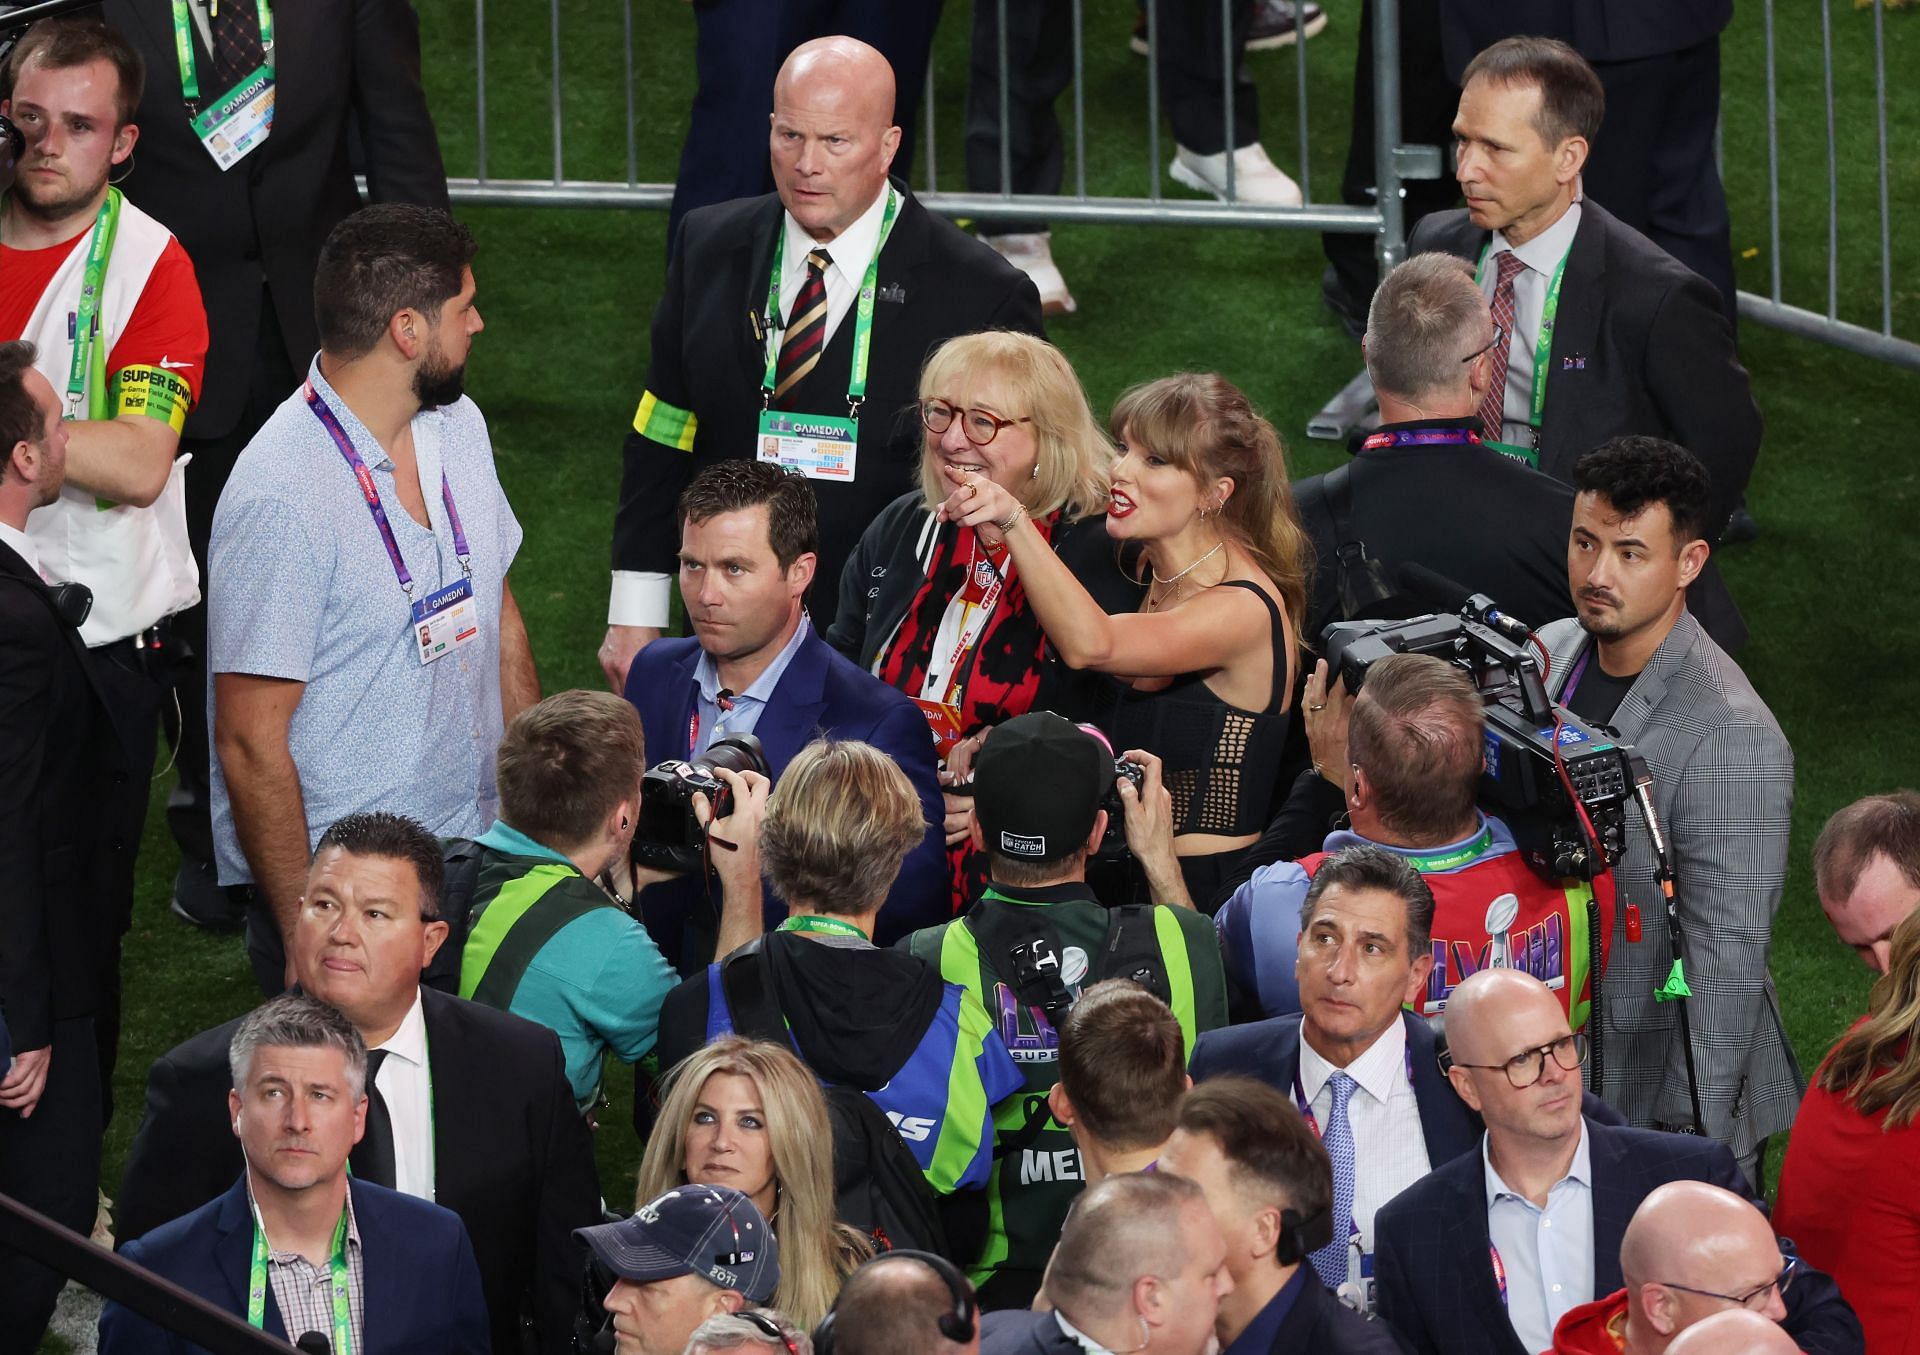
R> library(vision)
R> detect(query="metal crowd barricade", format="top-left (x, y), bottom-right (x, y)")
top-left (442, 0), bottom-right (1915, 372)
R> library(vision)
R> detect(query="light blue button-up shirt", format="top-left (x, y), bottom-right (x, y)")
top-left (689, 613), bottom-right (811, 753)
top-left (1485, 1119), bottom-right (1595, 1355)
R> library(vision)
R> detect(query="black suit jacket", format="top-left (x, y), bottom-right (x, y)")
top-left (0, 542), bottom-right (124, 1051)
top-left (979, 1309), bottom-right (1084, 1355)
top-left (1437, 1), bottom-right (1732, 72)
top-left (1406, 201), bottom-right (1761, 545)
top-left (1269, 1270), bottom-right (1410, 1354)
top-left (612, 182), bottom-right (1045, 629)
top-left (1373, 1117), bottom-right (1865, 1355)
top-left (104, 0), bottom-right (449, 439)
top-left (1190, 1012), bottom-right (1485, 1169)
top-left (117, 987), bottom-right (600, 1355)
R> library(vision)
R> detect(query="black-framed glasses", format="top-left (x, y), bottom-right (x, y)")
top-left (919, 398), bottom-right (1033, 447)
top-left (1461, 322), bottom-right (1506, 365)
top-left (1454, 1031), bottom-right (1588, 1089)
top-left (1658, 1255), bottom-right (1799, 1311)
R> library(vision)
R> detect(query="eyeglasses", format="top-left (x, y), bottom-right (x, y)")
top-left (1454, 1031), bottom-right (1588, 1089)
top-left (1461, 322), bottom-right (1506, 365)
top-left (919, 398), bottom-right (1033, 447)
top-left (1658, 1255), bottom-right (1799, 1311)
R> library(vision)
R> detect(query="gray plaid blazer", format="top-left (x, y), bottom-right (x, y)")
top-left (1539, 609), bottom-right (1802, 1158)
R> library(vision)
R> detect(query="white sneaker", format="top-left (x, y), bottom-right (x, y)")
top-left (1170, 142), bottom-right (1304, 207)
top-left (985, 231), bottom-right (1078, 315)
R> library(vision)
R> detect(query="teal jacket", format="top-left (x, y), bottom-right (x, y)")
top-left (460, 823), bottom-right (677, 1108)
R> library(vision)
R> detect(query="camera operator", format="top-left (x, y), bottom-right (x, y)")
top-left (623, 459), bottom-right (946, 972)
top-left (903, 711), bottom-right (1227, 1309)
top-left (1217, 651), bottom-right (1608, 1038)
top-left (1539, 436), bottom-right (1794, 1184)
top-left (455, 690), bottom-right (680, 1113)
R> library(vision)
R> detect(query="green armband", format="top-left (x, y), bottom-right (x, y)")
top-left (633, 392), bottom-right (697, 452)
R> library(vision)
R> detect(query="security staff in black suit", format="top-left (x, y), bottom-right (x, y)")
top-left (1436, 2), bottom-right (1737, 318)
top-left (117, 812), bottom-right (600, 1355)
top-left (1407, 38), bottom-right (1761, 544)
top-left (0, 342), bottom-right (128, 1347)
top-left (600, 35), bottom-right (1044, 690)
top-left (1294, 252), bottom-right (1745, 650)
top-left (101, 0), bottom-right (449, 928)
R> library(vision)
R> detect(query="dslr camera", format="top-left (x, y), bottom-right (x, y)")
top-left (630, 734), bottom-right (769, 874)
top-left (1076, 722), bottom-right (1145, 861)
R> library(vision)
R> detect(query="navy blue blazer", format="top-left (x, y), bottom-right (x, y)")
top-left (1372, 1118), bottom-right (1864, 1355)
top-left (1191, 1012), bottom-right (1485, 1169)
top-left (99, 1174), bottom-right (489, 1355)
top-left (979, 1308), bottom-right (1083, 1355)
top-left (623, 625), bottom-right (948, 967)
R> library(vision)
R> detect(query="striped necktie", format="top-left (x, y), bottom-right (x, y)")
top-left (1478, 250), bottom-right (1529, 442)
top-left (774, 248), bottom-right (832, 406)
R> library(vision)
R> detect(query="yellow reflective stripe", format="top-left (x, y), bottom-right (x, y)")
top-left (1152, 907), bottom-right (1198, 1057)
top-left (112, 364), bottom-right (192, 435)
top-left (632, 391), bottom-right (698, 452)
top-left (1563, 879), bottom-right (1597, 1032)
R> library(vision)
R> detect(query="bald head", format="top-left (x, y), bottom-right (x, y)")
top-left (1445, 968), bottom-right (1561, 1065)
top-left (1665, 1309), bottom-right (1801, 1355)
top-left (1623, 1183), bottom-right (1788, 1351)
top-left (769, 38), bottom-right (901, 243)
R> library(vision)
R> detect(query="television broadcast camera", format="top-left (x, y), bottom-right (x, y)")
top-left (1322, 578), bottom-right (1634, 881)
top-left (631, 733), bottom-right (769, 874)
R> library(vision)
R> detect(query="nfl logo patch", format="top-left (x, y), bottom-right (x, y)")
top-left (974, 558), bottom-right (999, 589)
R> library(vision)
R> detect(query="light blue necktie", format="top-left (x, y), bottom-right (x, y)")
top-left (1310, 1071), bottom-right (1356, 1288)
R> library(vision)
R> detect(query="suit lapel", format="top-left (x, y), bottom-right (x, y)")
top-left (1442, 1166), bottom-right (1523, 1353)
top-left (350, 1180), bottom-right (393, 1344)
top-left (739, 197), bottom-right (784, 388)
top-left (1606, 612), bottom-right (1695, 745)
top-left (753, 631), bottom-right (830, 773)
top-left (0, 543), bottom-right (115, 715)
top-left (421, 989), bottom-right (469, 1211)
top-left (1585, 1122), bottom-right (1634, 1293)
top-left (671, 644), bottom-right (703, 759)
top-left (214, 1175), bottom-right (289, 1339)
top-left (1541, 204), bottom-right (1606, 470)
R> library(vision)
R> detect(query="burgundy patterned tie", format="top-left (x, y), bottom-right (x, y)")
top-left (774, 249), bottom-right (831, 407)
top-left (1477, 250), bottom-right (1529, 442)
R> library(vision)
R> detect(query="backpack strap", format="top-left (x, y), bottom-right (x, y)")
top-left (1101, 905), bottom-right (1171, 1006)
top-left (718, 939), bottom-right (787, 1042)
top-left (465, 866), bottom-right (610, 1009)
top-left (963, 904), bottom-right (1077, 1028)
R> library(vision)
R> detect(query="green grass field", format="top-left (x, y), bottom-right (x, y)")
top-left (96, 0), bottom-right (1918, 1235)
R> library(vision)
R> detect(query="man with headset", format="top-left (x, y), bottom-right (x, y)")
top-left (814, 1251), bottom-right (980, 1355)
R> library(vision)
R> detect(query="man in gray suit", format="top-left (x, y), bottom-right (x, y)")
top-left (1538, 436), bottom-right (1796, 1181)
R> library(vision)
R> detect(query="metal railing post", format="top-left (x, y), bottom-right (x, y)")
top-left (1221, 0), bottom-right (1236, 200)
top-left (1147, 0), bottom-right (1163, 200)
top-left (549, 0), bottom-right (563, 185)
top-left (474, 0), bottom-right (488, 182)
top-left (1370, 0), bottom-right (1406, 274)
top-left (997, 0), bottom-right (1013, 199)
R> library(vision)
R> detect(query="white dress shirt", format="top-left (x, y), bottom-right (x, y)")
top-left (1054, 1312), bottom-right (1120, 1355)
top-left (1485, 1120), bottom-right (1595, 1355)
top-left (1481, 200), bottom-right (1582, 447)
top-left (0, 521), bottom-right (45, 580)
top-left (369, 990), bottom-right (436, 1200)
top-left (1298, 1017), bottom-right (1431, 1266)
top-left (608, 186), bottom-right (895, 630)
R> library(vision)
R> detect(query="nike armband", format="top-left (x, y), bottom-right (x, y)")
top-left (112, 364), bottom-right (193, 434)
top-left (633, 391), bottom-right (698, 451)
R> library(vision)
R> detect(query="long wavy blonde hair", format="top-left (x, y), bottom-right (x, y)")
top-left (637, 1038), bottom-right (868, 1328)
top-left (1818, 907), bottom-right (1920, 1129)
top-left (915, 330), bottom-right (1113, 522)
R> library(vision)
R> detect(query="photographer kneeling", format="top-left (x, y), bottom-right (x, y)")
top-left (459, 689), bottom-right (759, 1113)
top-left (1215, 652), bottom-right (1608, 1035)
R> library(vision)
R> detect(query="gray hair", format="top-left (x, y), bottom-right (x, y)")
top-left (685, 1307), bottom-right (811, 1355)
top-left (1364, 253), bottom-right (1493, 404)
top-left (1045, 1173), bottom-right (1207, 1322)
top-left (228, 994), bottom-right (369, 1100)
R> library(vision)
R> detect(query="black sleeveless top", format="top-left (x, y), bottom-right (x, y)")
top-left (1099, 580), bottom-right (1295, 839)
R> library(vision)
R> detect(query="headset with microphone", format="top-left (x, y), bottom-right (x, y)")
top-left (812, 1249), bottom-right (976, 1355)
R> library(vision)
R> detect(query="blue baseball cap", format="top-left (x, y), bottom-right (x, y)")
top-left (575, 1184), bottom-right (780, 1303)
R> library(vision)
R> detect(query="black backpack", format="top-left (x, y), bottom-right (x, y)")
top-left (719, 944), bottom-right (951, 1259)
top-left (422, 836), bottom-right (486, 995)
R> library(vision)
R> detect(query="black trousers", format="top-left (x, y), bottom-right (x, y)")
top-left (965, 0), bottom-right (1075, 236)
top-left (666, 0), bottom-right (946, 252)
top-left (164, 289), bottom-right (299, 870)
top-left (0, 1016), bottom-right (102, 1355)
top-left (1152, 0), bottom-right (1260, 155)
top-left (84, 640), bottom-right (169, 1128)
top-left (1584, 36), bottom-right (1737, 322)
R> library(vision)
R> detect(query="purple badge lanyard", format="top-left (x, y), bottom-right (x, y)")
top-left (305, 381), bottom-right (472, 608)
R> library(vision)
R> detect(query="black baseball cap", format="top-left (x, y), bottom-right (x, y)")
top-left (973, 712), bottom-right (1109, 864)
top-left (574, 1185), bottom-right (779, 1303)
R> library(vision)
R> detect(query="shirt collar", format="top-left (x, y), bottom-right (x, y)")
top-left (1483, 1116), bottom-right (1593, 1206)
top-left (1493, 198), bottom-right (1582, 277)
top-left (782, 183), bottom-right (893, 290)
top-left (0, 521), bottom-right (43, 579)
top-left (1054, 1312), bottom-right (1119, 1355)
top-left (306, 355), bottom-right (394, 470)
top-left (245, 1172), bottom-right (362, 1261)
top-left (477, 820), bottom-right (577, 869)
top-left (1300, 1010), bottom-right (1408, 1106)
top-left (370, 988), bottom-right (428, 1070)
top-left (695, 612), bottom-right (812, 706)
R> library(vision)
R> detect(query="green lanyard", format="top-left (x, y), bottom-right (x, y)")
top-left (759, 188), bottom-right (900, 417)
top-left (248, 1200), bottom-right (353, 1355)
top-left (62, 189), bottom-right (122, 421)
top-left (1475, 239), bottom-right (1570, 430)
top-left (170, 0), bottom-right (276, 102)
top-left (778, 914), bottom-right (868, 940)
top-left (1398, 823), bottom-right (1495, 873)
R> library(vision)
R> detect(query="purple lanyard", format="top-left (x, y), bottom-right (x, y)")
top-left (1359, 425), bottom-right (1481, 451)
top-left (1563, 647), bottom-right (1592, 701)
top-left (305, 381), bottom-right (471, 598)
